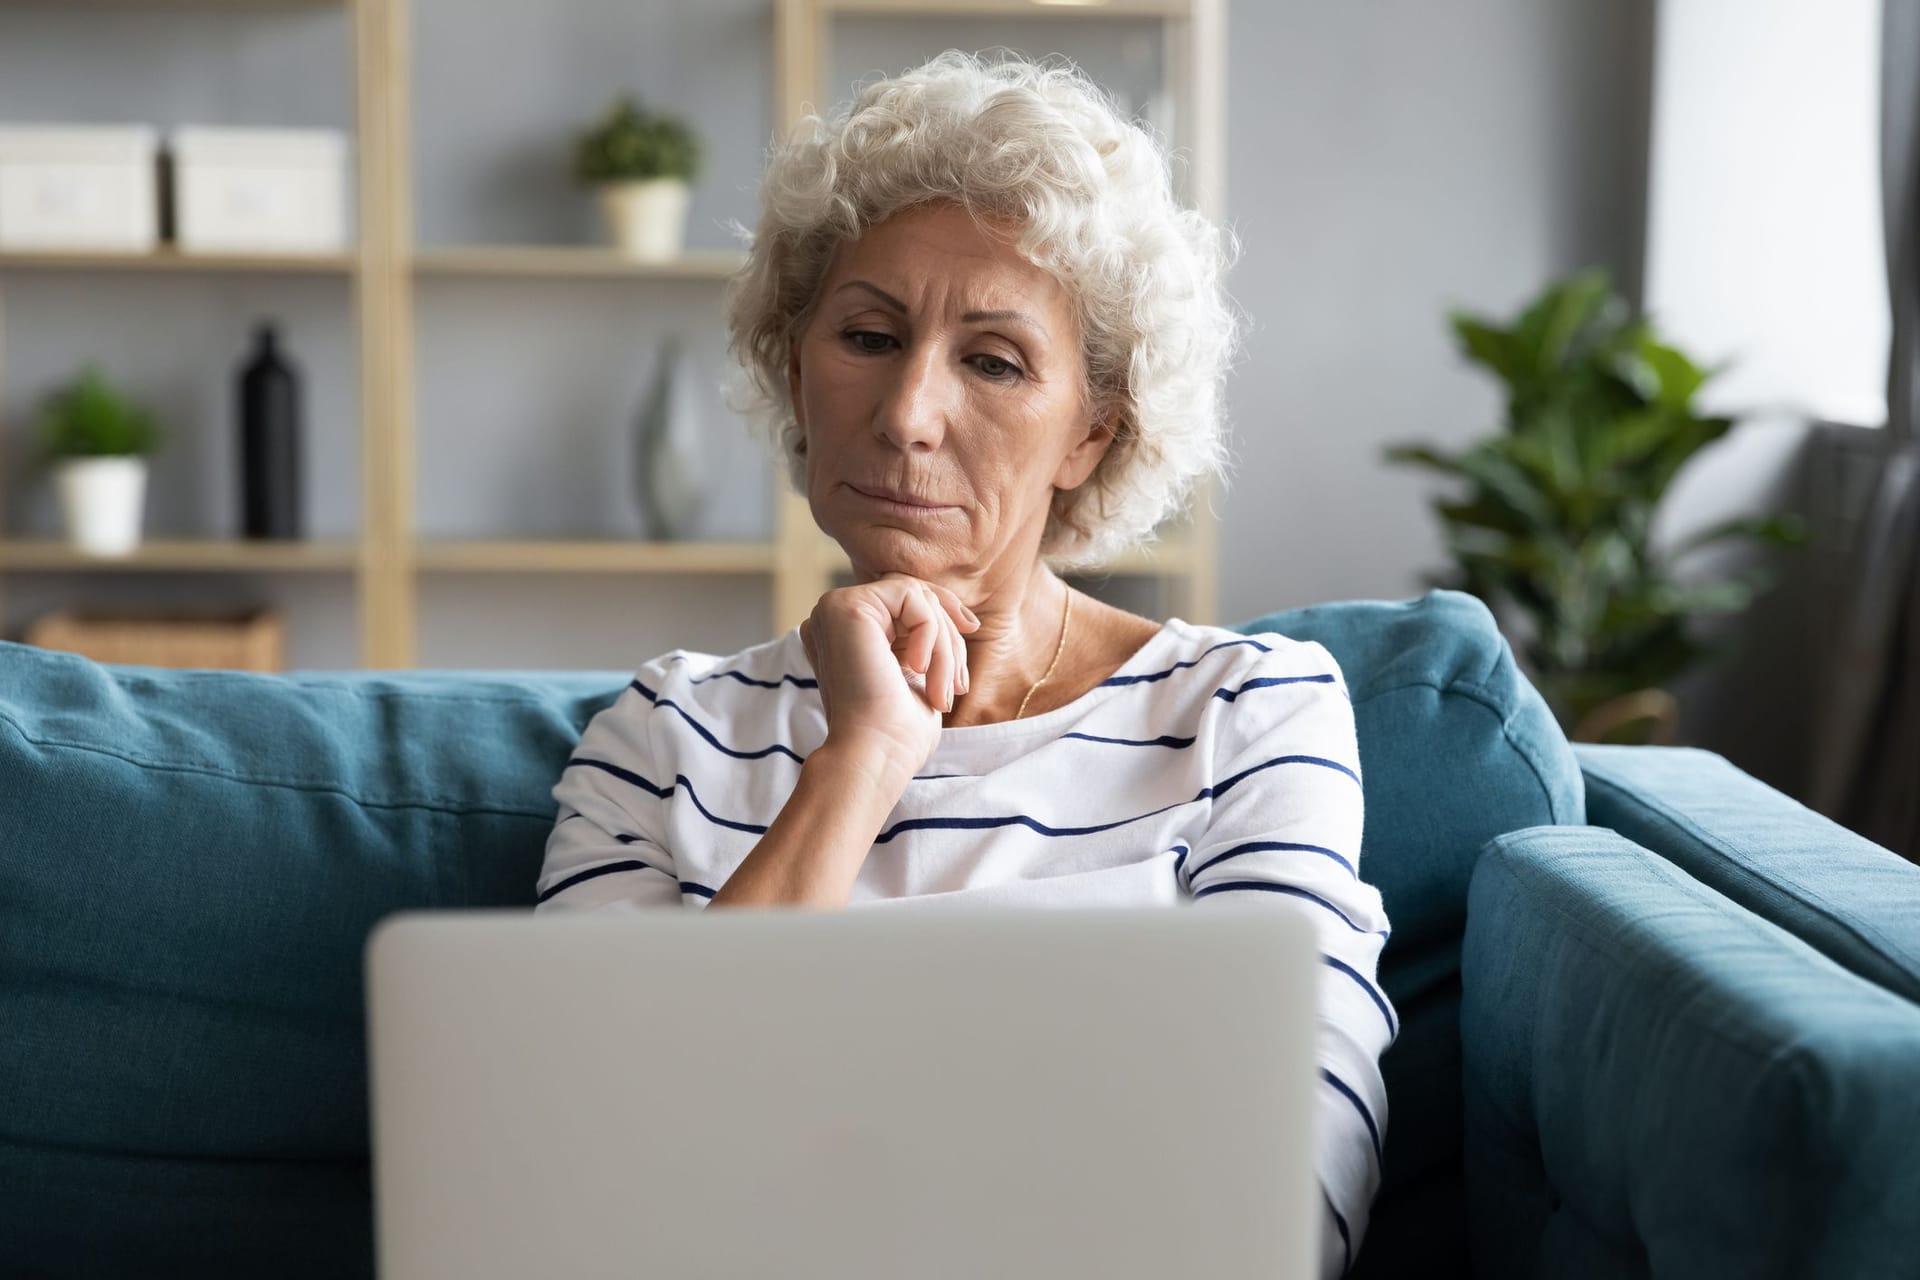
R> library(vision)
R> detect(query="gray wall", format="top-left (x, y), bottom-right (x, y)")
top-left (1215, 0), bottom-right (1654, 620)
top-left (0, 0), bottom-right (1658, 673)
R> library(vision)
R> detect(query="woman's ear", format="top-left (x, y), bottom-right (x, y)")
top-left (786, 347), bottom-right (804, 430)
top-left (1051, 406), bottom-right (1117, 493)
top-left (786, 346), bottom-right (811, 456)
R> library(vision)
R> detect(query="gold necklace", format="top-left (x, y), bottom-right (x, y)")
top-left (1014, 584), bottom-right (1073, 720)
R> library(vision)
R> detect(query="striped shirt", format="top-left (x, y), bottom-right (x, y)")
top-left (538, 617), bottom-right (1394, 1278)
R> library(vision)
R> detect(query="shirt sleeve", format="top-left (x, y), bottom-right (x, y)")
top-left (1179, 639), bottom-right (1392, 1279)
top-left (535, 668), bottom-right (685, 912)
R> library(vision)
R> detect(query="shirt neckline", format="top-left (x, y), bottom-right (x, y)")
top-left (918, 616), bottom-right (1199, 753)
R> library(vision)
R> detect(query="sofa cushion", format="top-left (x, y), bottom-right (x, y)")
top-left (1236, 588), bottom-right (1583, 1278)
top-left (1576, 743), bottom-right (1920, 1005)
top-left (1463, 824), bottom-right (1920, 1279)
top-left (0, 645), bottom-right (624, 1274)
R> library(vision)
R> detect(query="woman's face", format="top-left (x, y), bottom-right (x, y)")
top-left (786, 201), bottom-right (1112, 584)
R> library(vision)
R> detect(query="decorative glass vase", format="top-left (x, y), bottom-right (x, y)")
top-left (633, 335), bottom-right (707, 540)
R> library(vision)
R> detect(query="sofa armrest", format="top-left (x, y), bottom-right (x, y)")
top-left (1462, 824), bottom-right (1920, 1280)
top-left (1574, 743), bottom-right (1920, 1005)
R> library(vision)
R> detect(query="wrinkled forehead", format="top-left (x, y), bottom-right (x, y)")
top-left (816, 203), bottom-right (1075, 318)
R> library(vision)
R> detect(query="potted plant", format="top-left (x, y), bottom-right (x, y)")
top-left (37, 363), bottom-right (164, 557)
top-left (574, 93), bottom-right (701, 261)
top-left (1384, 268), bottom-right (1806, 744)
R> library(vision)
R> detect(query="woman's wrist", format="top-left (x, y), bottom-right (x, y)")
top-left (708, 732), bottom-right (916, 909)
top-left (810, 729), bottom-right (923, 802)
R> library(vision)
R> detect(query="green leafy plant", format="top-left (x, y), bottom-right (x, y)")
top-left (1384, 268), bottom-right (1805, 739)
top-left (574, 94), bottom-right (702, 184)
top-left (37, 364), bottom-right (164, 460)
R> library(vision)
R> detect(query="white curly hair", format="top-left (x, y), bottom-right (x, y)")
top-left (721, 49), bottom-right (1243, 567)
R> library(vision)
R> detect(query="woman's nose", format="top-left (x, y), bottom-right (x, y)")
top-left (874, 344), bottom-right (951, 451)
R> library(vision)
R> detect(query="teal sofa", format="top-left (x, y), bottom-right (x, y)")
top-left (3, 588), bottom-right (1916, 1278)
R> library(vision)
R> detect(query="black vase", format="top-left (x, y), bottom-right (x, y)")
top-left (238, 320), bottom-right (303, 539)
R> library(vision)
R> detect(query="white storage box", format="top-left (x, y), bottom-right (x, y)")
top-left (0, 124), bottom-right (159, 252)
top-left (171, 126), bottom-right (352, 254)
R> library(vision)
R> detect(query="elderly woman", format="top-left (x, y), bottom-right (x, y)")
top-left (537, 51), bottom-right (1393, 1278)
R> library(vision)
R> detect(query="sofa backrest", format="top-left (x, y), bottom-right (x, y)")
top-left (1236, 589), bottom-right (1583, 1278)
top-left (0, 647), bottom-right (622, 1273)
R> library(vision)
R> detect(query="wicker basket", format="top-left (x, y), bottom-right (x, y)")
top-left (25, 608), bottom-right (286, 672)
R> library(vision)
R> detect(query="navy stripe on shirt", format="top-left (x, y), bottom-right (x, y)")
top-left (564, 757), bottom-right (771, 835)
top-left (1323, 955), bottom-right (1398, 1039)
top-left (632, 679), bottom-right (808, 764)
top-left (1188, 838), bottom-right (1357, 881)
top-left (1214, 673), bottom-right (1340, 703)
top-left (1321, 1066), bottom-right (1385, 1163)
top-left (1190, 879), bottom-right (1391, 936)
top-left (1098, 637), bottom-right (1274, 686)
top-left (1324, 1189), bottom-right (1353, 1274)
top-left (1061, 730), bottom-right (1198, 749)
top-left (687, 667), bottom-right (819, 691)
top-left (1213, 752), bottom-right (1361, 796)
top-left (537, 857), bottom-right (672, 903)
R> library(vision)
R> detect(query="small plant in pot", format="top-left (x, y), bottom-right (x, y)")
top-left (37, 363), bottom-right (164, 557)
top-left (575, 93), bottom-right (702, 261)
top-left (1384, 268), bottom-right (1806, 745)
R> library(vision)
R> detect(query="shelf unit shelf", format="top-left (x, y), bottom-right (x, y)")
top-left (0, 248), bottom-right (357, 274)
top-left (412, 539), bottom-right (779, 575)
top-left (0, 246), bottom-right (747, 279)
top-left (0, 1), bottom-right (335, 9)
top-left (0, 0), bottom-right (1224, 666)
top-left (826, 0), bottom-right (1194, 15)
top-left (0, 537), bottom-right (359, 572)
top-left (412, 246), bottom-right (747, 279)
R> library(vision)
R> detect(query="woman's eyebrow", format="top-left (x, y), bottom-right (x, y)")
top-left (835, 280), bottom-right (909, 312)
top-left (833, 280), bottom-right (1047, 337)
top-left (962, 308), bottom-right (1044, 335)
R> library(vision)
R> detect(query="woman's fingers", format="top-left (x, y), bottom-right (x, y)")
top-left (925, 607), bottom-right (955, 712)
top-left (954, 606), bottom-right (970, 696)
top-left (936, 587), bottom-right (967, 706)
top-left (938, 589), bottom-right (968, 700)
top-left (904, 582), bottom-right (955, 712)
top-left (924, 580), bottom-right (981, 633)
top-left (895, 585), bottom-right (939, 678)
top-left (852, 573), bottom-right (973, 711)
top-left (931, 581), bottom-right (970, 708)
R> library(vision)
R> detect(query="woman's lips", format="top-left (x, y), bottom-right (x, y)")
top-left (844, 482), bottom-right (958, 515)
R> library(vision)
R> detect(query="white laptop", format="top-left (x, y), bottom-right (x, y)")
top-left (364, 903), bottom-right (1322, 1280)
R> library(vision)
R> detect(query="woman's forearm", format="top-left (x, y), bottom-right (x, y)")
top-left (706, 735), bottom-right (911, 909)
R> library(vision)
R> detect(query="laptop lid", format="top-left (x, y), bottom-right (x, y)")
top-left (365, 904), bottom-right (1321, 1279)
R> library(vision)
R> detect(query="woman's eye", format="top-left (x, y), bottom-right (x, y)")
top-left (841, 330), bottom-right (1022, 381)
top-left (844, 330), bottom-right (895, 353)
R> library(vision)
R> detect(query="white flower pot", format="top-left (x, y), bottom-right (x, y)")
top-left (54, 455), bottom-right (147, 556)
top-left (597, 178), bottom-right (690, 261)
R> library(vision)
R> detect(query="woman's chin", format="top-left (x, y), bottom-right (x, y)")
top-left (831, 525), bottom-right (968, 582)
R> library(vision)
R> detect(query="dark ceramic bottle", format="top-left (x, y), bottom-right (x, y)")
top-left (238, 320), bottom-right (303, 539)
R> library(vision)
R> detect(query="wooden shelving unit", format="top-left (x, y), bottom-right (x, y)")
top-left (0, 0), bottom-right (1225, 667)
